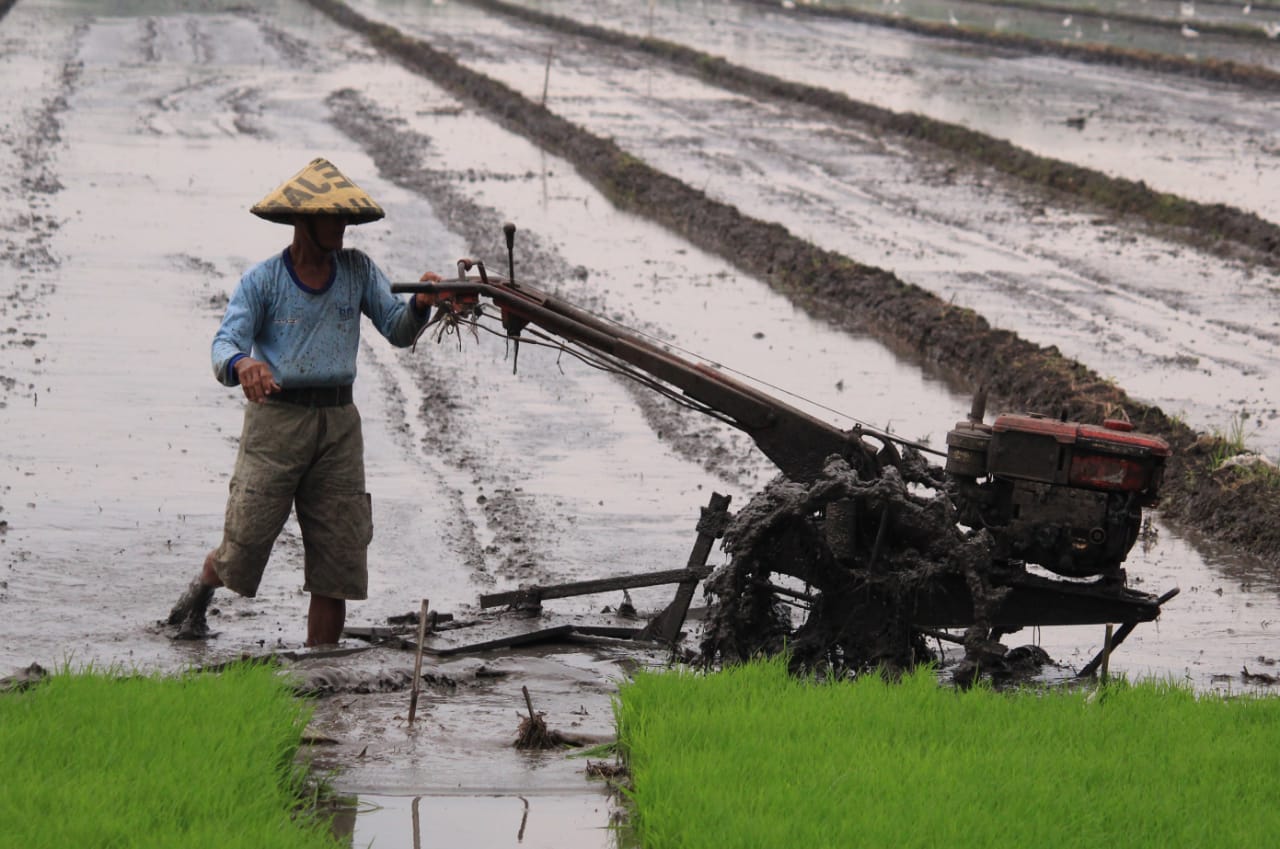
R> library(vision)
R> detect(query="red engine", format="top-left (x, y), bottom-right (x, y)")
top-left (945, 411), bottom-right (1170, 578)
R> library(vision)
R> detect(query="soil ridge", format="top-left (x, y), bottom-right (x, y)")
top-left (305, 0), bottom-right (1280, 562)
top-left (466, 0), bottom-right (1280, 269)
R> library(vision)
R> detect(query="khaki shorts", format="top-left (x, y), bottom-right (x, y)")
top-left (211, 400), bottom-right (373, 600)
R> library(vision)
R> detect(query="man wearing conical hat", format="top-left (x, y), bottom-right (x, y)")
top-left (167, 158), bottom-right (440, 645)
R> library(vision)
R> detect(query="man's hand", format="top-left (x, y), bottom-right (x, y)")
top-left (414, 270), bottom-right (443, 311)
top-left (234, 357), bottom-right (280, 404)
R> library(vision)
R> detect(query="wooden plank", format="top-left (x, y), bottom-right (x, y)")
top-left (480, 568), bottom-right (700, 609)
top-left (641, 492), bottom-right (732, 643)
top-left (423, 624), bottom-right (577, 656)
top-left (566, 631), bottom-right (664, 650)
top-left (344, 619), bottom-right (473, 641)
top-left (572, 624), bottom-right (644, 639)
top-left (342, 625), bottom-right (397, 640)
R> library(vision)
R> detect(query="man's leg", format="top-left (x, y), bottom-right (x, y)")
top-left (307, 594), bottom-right (346, 646)
top-left (296, 405), bottom-right (370, 646)
top-left (168, 402), bottom-right (308, 638)
top-left (200, 550), bottom-right (224, 587)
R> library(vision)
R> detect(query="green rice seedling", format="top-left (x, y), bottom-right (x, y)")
top-left (616, 657), bottom-right (1280, 849)
top-left (0, 662), bottom-right (340, 849)
top-left (570, 740), bottom-right (620, 760)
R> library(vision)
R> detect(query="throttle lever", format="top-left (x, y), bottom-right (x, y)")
top-left (501, 223), bottom-right (527, 374)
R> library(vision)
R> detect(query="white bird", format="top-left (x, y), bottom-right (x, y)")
top-left (1181, 23), bottom-right (1200, 36)
top-left (1179, 1), bottom-right (1195, 17)
top-left (1242, 3), bottom-right (1251, 13)
top-left (1263, 21), bottom-right (1280, 37)
top-left (1102, 20), bottom-right (1110, 31)
top-left (949, 10), bottom-right (959, 25)
top-left (1062, 14), bottom-right (1072, 26)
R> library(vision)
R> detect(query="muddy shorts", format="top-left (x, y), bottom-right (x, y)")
top-left (210, 399), bottom-right (372, 600)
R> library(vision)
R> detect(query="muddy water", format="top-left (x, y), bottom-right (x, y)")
top-left (345, 792), bottom-right (615, 849)
top-left (1, 1), bottom-right (1279, 846)
top-left (821, 0), bottom-right (1280, 56)
top-left (1047, 0), bottom-right (1280, 28)
top-left (352, 0), bottom-right (1280, 459)
top-left (498, 0), bottom-right (1280, 224)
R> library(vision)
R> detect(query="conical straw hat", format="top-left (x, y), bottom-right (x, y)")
top-left (250, 158), bottom-right (385, 225)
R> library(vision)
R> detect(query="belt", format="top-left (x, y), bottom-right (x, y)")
top-left (272, 385), bottom-right (353, 407)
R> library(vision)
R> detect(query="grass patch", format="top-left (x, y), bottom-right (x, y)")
top-left (1208, 411), bottom-right (1252, 470)
top-left (0, 662), bottom-right (339, 849)
top-left (617, 657), bottom-right (1280, 848)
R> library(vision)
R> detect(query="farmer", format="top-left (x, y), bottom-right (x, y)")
top-left (167, 157), bottom-right (439, 645)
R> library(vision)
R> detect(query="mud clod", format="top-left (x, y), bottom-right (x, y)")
top-left (514, 712), bottom-right (574, 749)
top-left (1242, 666), bottom-right (1279, 686)
top-left (292, 665), bottom-right (458, 697)
top-left (514, 685), bottom-right (580, 749)
top-left (586, 760), bottom-right (629, 782)
top-left (0, 662), bottom-right (48, 693)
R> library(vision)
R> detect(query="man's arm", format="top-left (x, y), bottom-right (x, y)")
top-left (360, 254), bottom-right (438, 347)
top-left (211, 277), bottom-right (280, 402)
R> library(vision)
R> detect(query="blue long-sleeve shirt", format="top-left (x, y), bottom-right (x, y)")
top-left (211, 247), bottom-right (428, 388)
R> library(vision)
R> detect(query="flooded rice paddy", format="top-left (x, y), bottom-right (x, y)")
top-left (1, 0), bottom-right (1277, 845)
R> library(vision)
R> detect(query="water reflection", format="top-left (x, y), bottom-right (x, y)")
top-left (1030, 515), bottom-right (1280, 691)
top-left (816, 0), bottom-right (1280, 69)
top-left (332, 793), bottom-right (620, 849)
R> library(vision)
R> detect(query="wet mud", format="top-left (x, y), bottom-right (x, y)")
top-left (290, 662), bottom-right (459, 696)
top-left (467, 0), bottom-right (1280, 269)
top-left (308, 0), bottom-right (1280, 559)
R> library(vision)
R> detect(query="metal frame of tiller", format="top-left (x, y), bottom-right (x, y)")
top-left (392, 230), bottom-right (1178, 670)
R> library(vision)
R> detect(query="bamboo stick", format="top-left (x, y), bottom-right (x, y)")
top-left (408, 598), bottom-right (430, 726)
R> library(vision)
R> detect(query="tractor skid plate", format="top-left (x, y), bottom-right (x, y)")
top-left (905, 571), bottom-right (1163, 629)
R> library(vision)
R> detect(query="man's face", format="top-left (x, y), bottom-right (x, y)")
top-left (305, 215), bottom-right (348, 251)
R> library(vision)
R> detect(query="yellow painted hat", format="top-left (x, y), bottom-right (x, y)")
top-left (250, 157), bottom-right (385, 225)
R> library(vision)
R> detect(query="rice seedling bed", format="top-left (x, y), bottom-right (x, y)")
top-left (0, 663), bottom-right (338, 849)
top-left (616, 658), bottom-right (1280, 848)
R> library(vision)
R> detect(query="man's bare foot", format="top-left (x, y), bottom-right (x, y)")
top-left (167, 578), bottom-right (215, 626)
top-left (173, 605), bottom-right (211, 641)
